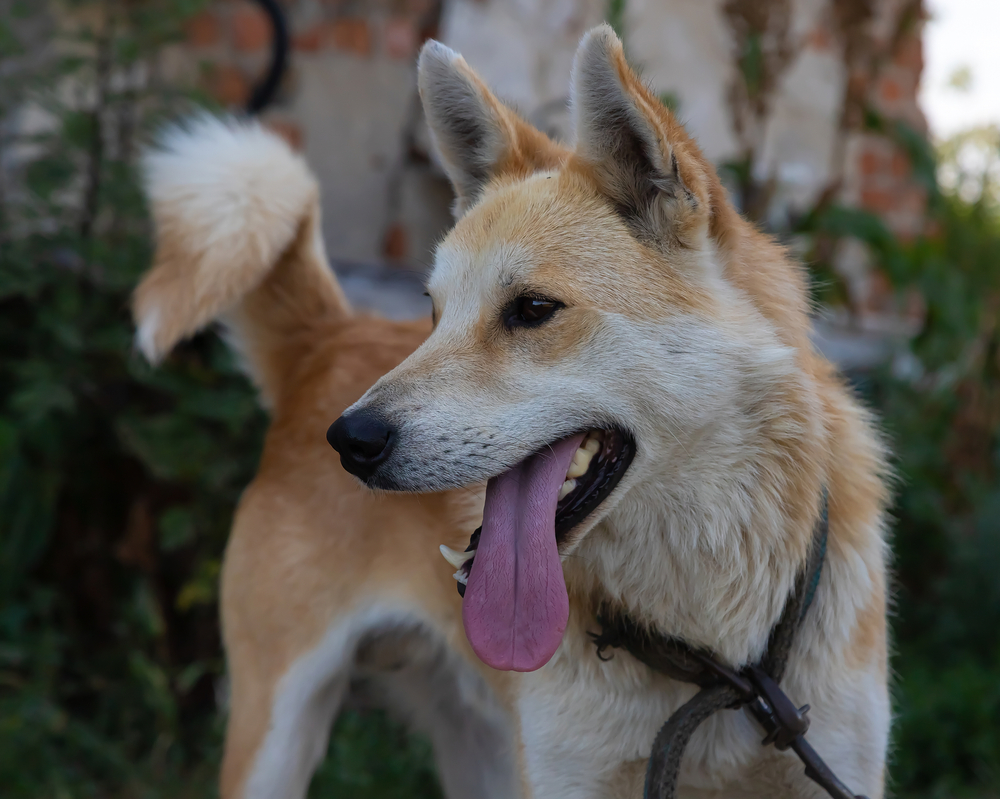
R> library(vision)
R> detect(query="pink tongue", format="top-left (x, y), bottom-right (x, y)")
top-left (462, 434), bottom-right (584, 672)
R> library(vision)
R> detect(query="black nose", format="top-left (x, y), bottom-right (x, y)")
top-left (326, 410), bottom-right (395, 480)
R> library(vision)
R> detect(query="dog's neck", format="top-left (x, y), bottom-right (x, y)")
top-left (566, 383), bottom-right (826, 668)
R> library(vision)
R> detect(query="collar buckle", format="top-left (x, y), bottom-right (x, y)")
top-left (745, 665), bottom-right (810, 750)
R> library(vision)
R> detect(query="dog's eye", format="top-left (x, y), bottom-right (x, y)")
top-left (505, 296), bottom-right (563, 328)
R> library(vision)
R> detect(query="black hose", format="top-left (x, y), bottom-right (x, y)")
top-left (245, 0), bottom-right (289, 115)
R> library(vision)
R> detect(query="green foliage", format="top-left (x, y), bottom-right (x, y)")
top-left (0, 5), bottom-right (251, 793)
top-left (310, 711), bottom-right (443, 799)
top-left (870, 192), bottom-right (1000, 798)
top-left (938, 124), bottom-right (1000, 206)
top-left (806, 133), bottom-right (1000, 795)
top-left (657, 91), bottom-right (680, 114)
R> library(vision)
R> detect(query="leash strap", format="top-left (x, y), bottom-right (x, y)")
top-left (593, 492), bottom-right (870, 799)
top-left (643, 683), bottom-right (743, 799)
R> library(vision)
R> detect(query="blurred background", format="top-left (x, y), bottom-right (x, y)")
top-left (1, 0), bottom-right (998, 796)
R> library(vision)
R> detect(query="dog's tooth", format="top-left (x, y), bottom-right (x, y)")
top-left (584, 438), bottom-right (601, 455)
top-left (453, 570), bottom-right (469, 585)
top-left (567, 448), bottom-right (594, 479)
top-left (440, 544), bottom-right (474, 570)
top-left (558, 479), bottom-right (577, 500)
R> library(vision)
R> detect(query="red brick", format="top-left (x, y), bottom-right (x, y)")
top-left (206, 64), bottom-right (249, 106)
top-left (293, 24), bottom-right (323, 52)
top-left (265, 119), bottom-right (304, 150)
top-left (184, 11), bottom-right (220, 48)
top-left (859, 148), bottom-right (883, 176)
top-left (860, 187), bottom-right (893, 213)
top-left (382, 222), bottom-right (409, 261)
top-left (891, 150), bottom-right (911, 178)
top-left (879, 76), bottom-right (902, 104)
top-left (418, 19), bottom-right (440, 45)
top-left (383, 16), bottom-right (418, 59)
top-left (232, 2), bottom-right (271, 53)
top-left (329, 18), bottom-right (371, 56)
top-left (806, 24), bottom-right (832, 51)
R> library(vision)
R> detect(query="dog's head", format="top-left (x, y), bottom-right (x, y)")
top-left (328, 26), bottom-right (807, 672)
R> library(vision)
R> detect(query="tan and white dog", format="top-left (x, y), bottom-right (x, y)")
top-left (134, 25), bottom-right (890, 799)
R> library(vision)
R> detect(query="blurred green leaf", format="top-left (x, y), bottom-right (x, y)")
top-left (158, 506), bottom-right (196, 551)
top-left (176, 558), bottom-right (219, 611)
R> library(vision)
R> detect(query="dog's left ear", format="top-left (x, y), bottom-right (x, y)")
top-left (418, 40), bottom-right (565, 217)
top-left (570, 25), bottom-right (712, 247)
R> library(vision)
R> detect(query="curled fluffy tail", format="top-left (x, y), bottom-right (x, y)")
top-left (133, 115), bottom-right (349, 407)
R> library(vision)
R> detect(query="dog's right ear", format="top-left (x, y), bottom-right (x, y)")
top-left (570, 25), bottom-right (714, 249)
top-left (418, 40), bottom-right (564, 217)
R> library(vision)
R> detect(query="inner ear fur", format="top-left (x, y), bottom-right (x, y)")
top-left (570, 25), bottom-right (713, 248)
top-left (417, 40), bottom-right (566, 217)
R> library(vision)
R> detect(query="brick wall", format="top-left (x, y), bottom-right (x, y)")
top-left (839, 14), bottom-right (928, 332)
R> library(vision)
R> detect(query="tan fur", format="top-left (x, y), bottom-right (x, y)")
top-left (134, 25), bottom-right (889, 799)
top-left (217, 316), bottom-right (477, 796)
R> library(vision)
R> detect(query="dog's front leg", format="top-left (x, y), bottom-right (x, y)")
top-left (219, 620), bottom-right (350, 799)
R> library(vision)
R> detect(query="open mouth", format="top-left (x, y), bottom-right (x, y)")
top-left (553, 429), bottom-right (635, 542)
top-left (442, 429), bottom-right (635, 590)
top-left (438, 428), bottom-right (635, 673)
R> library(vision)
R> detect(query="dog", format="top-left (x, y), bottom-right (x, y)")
top-left (134, 25), bottom-right (890, 799)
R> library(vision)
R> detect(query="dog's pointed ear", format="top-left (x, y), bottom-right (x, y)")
top-left (418, 40), bottom-right (564, 217)
top-left (570, 25), bottom-right (711, 247)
